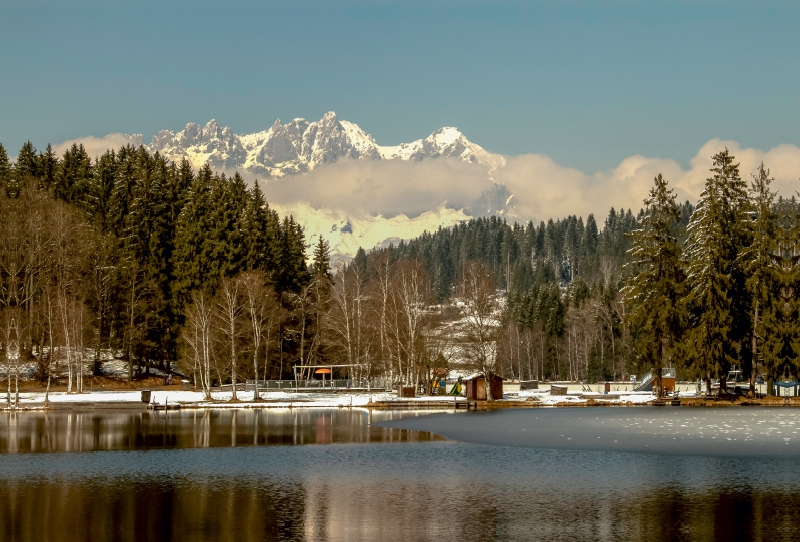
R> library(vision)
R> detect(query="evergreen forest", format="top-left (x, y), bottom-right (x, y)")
top-left (0, 140), bottom-right (797, 399)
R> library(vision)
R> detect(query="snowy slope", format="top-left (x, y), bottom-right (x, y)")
top-left (148, 112), bottom-right (500, 177)
top-left (270, 202), bottom-right (471, 261)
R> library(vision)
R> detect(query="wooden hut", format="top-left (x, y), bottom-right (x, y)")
top-left (661, 367), bottom-right (676, 393)
top-left (464, 373), bottom-right (504, 401)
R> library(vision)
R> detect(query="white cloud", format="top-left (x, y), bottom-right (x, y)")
top-left (257, 138), bottom-right (800, 228)
top-left (53, 133), bottom-right (143, 159)
top-left (260, 156), bottom-right (493, 218)
top-left (497, 139), bottom-right (800, 222)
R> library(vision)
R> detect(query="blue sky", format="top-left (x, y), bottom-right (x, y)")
top-left (2, 0), bottom-right (799, 171)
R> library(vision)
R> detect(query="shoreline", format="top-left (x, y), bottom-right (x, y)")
top-left (3, 393), bottom-right (799, 412)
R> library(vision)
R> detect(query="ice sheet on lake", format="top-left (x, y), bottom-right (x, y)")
top-left (377, 407), bottom-right (800, 457)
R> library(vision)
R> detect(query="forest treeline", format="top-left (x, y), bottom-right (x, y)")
top-left (0, 142), bottom-right (311, 400)
top-left (0, 140), bottom-right (797, 400)
top-left (348, 150), bottom-right (800, 397)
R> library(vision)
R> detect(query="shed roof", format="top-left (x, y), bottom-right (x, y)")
top-left (463, 373), bottom-right (506, 381)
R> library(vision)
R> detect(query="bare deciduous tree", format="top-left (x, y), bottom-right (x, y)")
top-left (460, 261), bottom-right (501, 400)
top-left (391, 260), bottom-right (430, 387)
top-left (184, 291), bottom-right (215, 400)
top-left (215, 278), bottom-right (245, 401)
top-left (238, 272), bottom-right (280, 400)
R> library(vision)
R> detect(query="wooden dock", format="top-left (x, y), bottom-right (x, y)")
top-left (367, 399), bottom-right (538, 410)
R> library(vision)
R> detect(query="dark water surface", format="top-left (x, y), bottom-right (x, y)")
top-left (3, 408), bottom-right (800, 541)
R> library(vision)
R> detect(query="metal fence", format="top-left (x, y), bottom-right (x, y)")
top-left (244, 380), bottom-right (296, 391)
top-left (244, 379), bottom-right (381, 391)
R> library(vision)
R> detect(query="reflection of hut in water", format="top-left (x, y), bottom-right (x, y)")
top-left (464, 373), bottom-right (504, 401)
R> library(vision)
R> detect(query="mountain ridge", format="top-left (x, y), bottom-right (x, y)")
top-left (146, 111), bottom-right (502, 177)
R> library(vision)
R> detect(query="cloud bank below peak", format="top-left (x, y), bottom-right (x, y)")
top-left (259, 138), bottom-right (800, 226)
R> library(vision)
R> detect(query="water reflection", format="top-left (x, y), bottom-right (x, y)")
top-left (0, 409), bottom-right (444, 453)
top-left (3, 442), bottom-right (800, 541)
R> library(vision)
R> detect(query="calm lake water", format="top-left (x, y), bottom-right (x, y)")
top-left (2, 407), bottom-right (800, 541)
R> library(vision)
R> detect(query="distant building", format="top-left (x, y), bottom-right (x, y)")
top-left (464, 373), bottom-right (504, 401)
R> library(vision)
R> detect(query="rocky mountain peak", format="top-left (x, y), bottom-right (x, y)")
top-left (148, 112), bottom-right (494, 177)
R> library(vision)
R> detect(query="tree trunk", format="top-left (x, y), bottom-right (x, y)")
top-left (750, 302), bottom-right (759, 397)
top-left (654, 338), bottom-right (665, 400)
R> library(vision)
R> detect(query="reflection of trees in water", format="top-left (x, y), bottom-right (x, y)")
top-left (0, 409), bottom-right (442, 452)
top-left (0, 477), bottom-right (309, 542)
top-left (4, 475), bottom-right (800, 541)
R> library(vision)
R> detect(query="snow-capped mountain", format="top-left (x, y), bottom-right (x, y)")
top-left (148, 111), bottom-right (500, 177)
top-left (141, 111), bottom-right (515, 259)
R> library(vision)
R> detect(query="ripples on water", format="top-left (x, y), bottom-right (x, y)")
top-left (2, 408), bottom-right (800, 541)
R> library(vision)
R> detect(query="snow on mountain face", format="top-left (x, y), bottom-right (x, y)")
top-left (148, 111), bottom-right (495, 177)
top-left (150, 120), bottom-right (248, 171)
top-left (270, 201), bottom-right (472, 263)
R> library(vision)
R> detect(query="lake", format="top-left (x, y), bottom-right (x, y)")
top-left (2, 407), bottom-right (800, 541)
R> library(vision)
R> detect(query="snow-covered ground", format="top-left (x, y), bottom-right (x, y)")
top-left (516, 388), bottom-right (658, 405)
top-left (1, 353), bottom-right (172, 381)
top-left (2, 386), bottom-right (669, 409)
top-left (7, 389), bottom-right (465, 409)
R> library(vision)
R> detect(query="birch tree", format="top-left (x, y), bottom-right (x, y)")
top-left (184, 291), bottom-right (215, 400)
top-left (392, 260), bottom-right (430, 386)
top-left (238, 271), bottom-right (279, 400)
top-left (215, 277), bottom-right (245, 401)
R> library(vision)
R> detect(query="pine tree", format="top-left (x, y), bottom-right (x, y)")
top-left (274, 216), bottom-right (309, 293)
top-left (564, 217), bottom-right (578, 282)
top-left (742, 163), bottom-right (777, 394)
top-left (222, 172), bottom-right (249, 274)
top-left (172, 164), bottom-right (215, 311)
top-left (39, 144), bottom-right (58, 189)
top-left (241, 182), bottom-right (272, 273)
top-left (582, 214), bottom-right (599, 280)
top-left (15, 141), bottom-right (40, 179)
top-left (54, 143), bottom-right (92, 204)
top-left (87, 150), bottom-right (117, 233)
top-left (623, 174), bottom-right (685, 398)
top-left (353, 247), bottom-right (367, 276)
top-left (764, 196), bottom-right (800, 389)
top-left (785, 199), bottom-right (800, 378)
top-left (108, 145), bottom-right (137, 237)
top-left (0, 144), bottom-right (10, 194)
top-left (309, 235), bottom-right (332, 364)
top-left (312, 236), bottom-right (332, 281)
top-left (684, 149), bottom-right (750, 394)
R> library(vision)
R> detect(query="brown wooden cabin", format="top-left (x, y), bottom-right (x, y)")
top-left (465, 373), bottom-right (504, 401)
top-left (661, 367), bottom-right (676, 393)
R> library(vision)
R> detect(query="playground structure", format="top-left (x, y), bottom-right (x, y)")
top-left (633, 367), bottom-right (676, 393)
